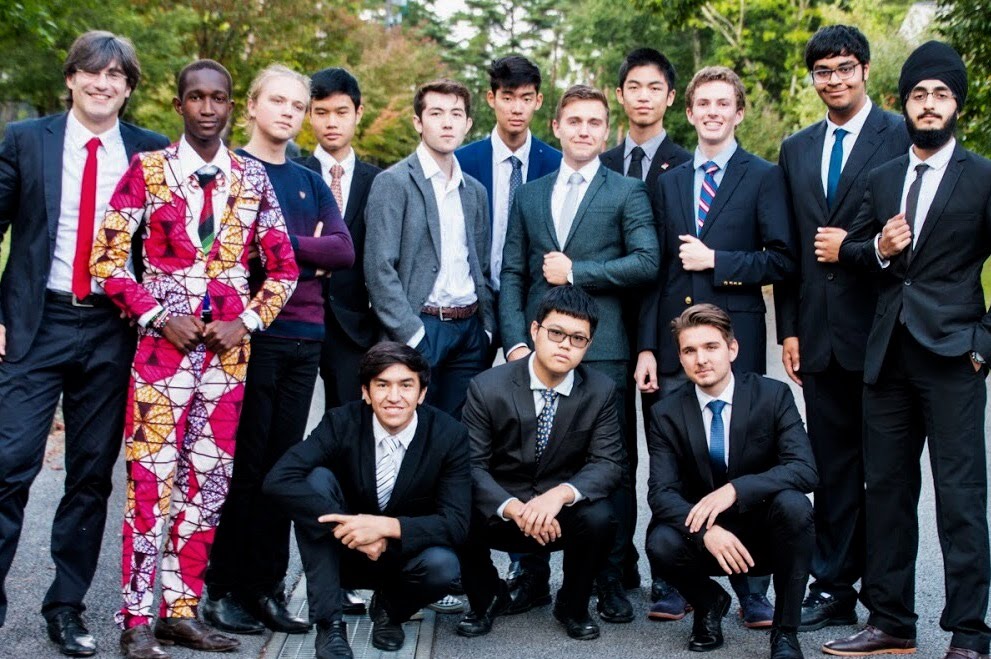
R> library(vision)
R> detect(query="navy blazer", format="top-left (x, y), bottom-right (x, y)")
top-left (639, 147), bottom-right (797, 375)
top-left (456, 134), bottom-right (562, 223)
top-left (0, 113), bottom-right (169, 362)
top-left (774, 106), bottom-right (910, 373)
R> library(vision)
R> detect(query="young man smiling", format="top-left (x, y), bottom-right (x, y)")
top-left (90, 59), bottom-right (298, 659)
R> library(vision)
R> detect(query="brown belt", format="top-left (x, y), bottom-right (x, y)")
top-left (421, 302), bottom-right (478, 321)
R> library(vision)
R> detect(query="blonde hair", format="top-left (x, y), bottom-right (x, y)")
top-left (243, 64), bottom-right (311, 136)
top-left (685, 66), bottom-right (747, 110)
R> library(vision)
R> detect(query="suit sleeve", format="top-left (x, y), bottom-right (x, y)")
top-left (729, 384), bottom-right (818, 511)
top-left (711, 164), bottom-right (797, 286)
top-left (638, 178), bottom-right (667, 352)
top-left (247, 172), bottom-right (299, 328)
top-left (463, 378), bottom-right (518, 518)
top-left (289, 177), bottom-right (354, 275)
top-left (646, 405), bottom-right (708, 547)
top-left (773, 146), bottom-right (801, 342)
top-left (973, 190), bottom-right (991, 360)
top-left (364, 173), bottom-right (423, 343)
top-left (472, 182), bottom-right (496, 334)
top-left (571, 180), bottom-right (660, 289)
top-left (394, 424), bottom-right (472, 555)
top-left (839, 178), bottom-right (886, 272)
top-left (498, 192), bottom-right (530, 353)
top-left (563, 381), bottom-right (625, 501)
top-left (0, 126), bottom-right (21, 325)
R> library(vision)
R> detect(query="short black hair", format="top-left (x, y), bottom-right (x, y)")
top-left (487, 55), bottom-right (542, 93)
top-left (618, 48), bottom-right (677, 90)
top-left (310, 67), bottom-right (361, 108)
top-left (63, 30), bottom-right (141, 115)
top-left (177, 59), bottom-right (233, 99)
top-left (359, 342), bottom-right (430, 390)
top-left (804, 25), bottom-right (871, 70)
top-left (535, 285), bottom-right (599, 337)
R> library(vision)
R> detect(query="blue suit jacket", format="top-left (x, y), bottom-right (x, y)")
top-left (456, 134), bottom-right (562, 223)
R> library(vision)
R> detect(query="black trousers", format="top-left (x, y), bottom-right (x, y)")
top-left (802, 358), bottom-right (865, 602)
top-left (862, 326), bottom-right (991, 653)
top-left (460, 499), bottom-right (616, 617)
top-left (319, 314), bottom-right (366, 411)
top-left (0, 297), bottom-right (134, 625)
top-left (646, 490), bottom-right (813, 630)
top-left (293, 468), bottom-right (459, 624)
top-left (418, 313), bottom-right (489, 421)
top-left (207, 335), bottom-right (321, 597)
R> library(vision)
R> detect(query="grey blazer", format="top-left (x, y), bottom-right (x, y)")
top-left (364, 153), bottom-right (494, 343)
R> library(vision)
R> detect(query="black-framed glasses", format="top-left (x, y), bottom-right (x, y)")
top-left (811, 62), bottom-right (861, 83)
top-left (537, 325), bottom-right (591, 348)
top-left (907, 88), bottom-right (956, 104)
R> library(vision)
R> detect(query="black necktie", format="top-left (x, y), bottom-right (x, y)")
top-left (627, 146), bottom-right (646, 180)
top-left (906, 163), bottom-right (931, 248)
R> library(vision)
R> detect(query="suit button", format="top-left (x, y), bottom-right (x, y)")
top-left (432, 266), bottom-right (438, 273)
top-left (685, 296), bottom-right (692, 305)
top-left (905, 279), bottom-right (912, 286)
top-left (328, 295), bottom-right (335, 301)
top-left (826, 273), bottom-right (835, 281)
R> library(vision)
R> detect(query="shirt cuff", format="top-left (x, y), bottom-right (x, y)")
top-left (485, 330), bottom-right (492, 344)
top-left (563, 483), bottom-right (583, 506)
top-left (497, 497), bottom-right (521, 521)
top-left (507, 342), bottom-right (529, 358)
top-left (874, 234), bottom-right (891, 269)
top-left (567, 269), bottom-right (574, 284)
top-left (407, 326), bottom-right (425, 348)
top-left (137, 305), bottom-right (165, 328)
top-left (240, 310), bottom-right (263, 333)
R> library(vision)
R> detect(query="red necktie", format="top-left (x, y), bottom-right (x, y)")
top-left (72, 137), bottom-right (102, 299)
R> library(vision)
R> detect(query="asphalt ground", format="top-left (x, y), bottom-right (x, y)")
top-left (2, 294), bottom-right (990, 659)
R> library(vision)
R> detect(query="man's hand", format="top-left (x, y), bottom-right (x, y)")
top-left (312, 221), bottom-right (332, 277)
top-left (679, 235), bottom-right (715, 271)
top-left (202, 319), bottom-right (249, 353)
top-left (543, 251), bottom-right (572, 285)
top-left (781, 337), bottom-right (802, 386)
top-left (355, 538), bottom-right (388, 561)
top-left (685, 483), bottom-right (737, 533)
top-left (635, 350), bottom-right (659, 393)
top-left (703, 525), bottom-right (755, 575)
top-left (814, 226), bottom-right (847, 263)
top-left (878, 213), bottom-right (912, 260)
top-left (506, 346), bottom-right (531, 362)
top-left (0, 323), bottom-right (6, 362)
top-left (318, 513), bottom-right (400, 549)
top-left (505, 498), bottom-right (562, 546)
top-left (162, 315), bottom-right (204, 354)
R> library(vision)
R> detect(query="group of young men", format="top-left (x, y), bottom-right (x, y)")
top-left (0, 19), bottom-right (989, 659)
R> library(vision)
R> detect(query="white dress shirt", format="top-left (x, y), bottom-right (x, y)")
top-left (49, 111), bottom-right (129, 295)
top-left (490, 128), bottom-right (532, 290)
top-left (695, 375), bottom-right (735, 468)
top-left (314, 145), bottom-right (355, 215)
top-left (819, 99), bottom-right (873, 198)
top-left (176, 135), bottom-right (232, 248)
top-left (623, 130), bottom-right (667, 180)
top-left (372, 411), bottom-right (419, 476)
top-left (692, 140), bottom-right (738, 220)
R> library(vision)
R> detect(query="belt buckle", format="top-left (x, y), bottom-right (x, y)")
top-left (71, 293), bottom-right (95, 308)
top-left (438, 306), bottom-right (448, 321)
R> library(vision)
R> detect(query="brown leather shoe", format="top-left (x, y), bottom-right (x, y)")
top-left (822, 625), bottom-right (916, 655)
top-left (153, 617), bottom-right (240, 652)
top-left (120, 624), bottom-right (171, 659)
top-left (944, 648), bottom-right (990, 659)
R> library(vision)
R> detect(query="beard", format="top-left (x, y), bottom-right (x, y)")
top-left (905, 110), bottom-right (957, 150)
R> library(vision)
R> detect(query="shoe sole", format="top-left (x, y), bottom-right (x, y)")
top-left (648, 610), bottom-right (688, 621)
top-left (504, 594), bottom-right (552, 615)
top-left (739, 609), bottom-right (773, 629)
top-left (798, 614), bottom-right (859, 632)
top-left (597, 609), bottom-right (635, 624)
top-left (456, 626), bottom-right (491, 638)
top-left (426, 604), bottom-right (465, 614)
top-left (821, 648), bottom-right (916, 656)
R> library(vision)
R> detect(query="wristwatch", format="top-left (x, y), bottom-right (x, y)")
top-left (971, 351), bottom-right (985, 365)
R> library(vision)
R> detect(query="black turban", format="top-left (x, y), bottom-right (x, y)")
top-left (899, 40), bottom-right (968, 108)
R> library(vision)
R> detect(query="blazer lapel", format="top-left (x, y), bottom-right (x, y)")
top-left (563, 167), bottom-right (606, 249)
top-left (479, 138), bottom-right (495, 221)
top-left (726, 378), bottom-right (751, 477)
top-left (681, 389), bottom-right (714, 490)
top-left (343, 162), bottom-right (370, 229)
top-left (511, 363), bottom-right (539, 466)
top-left (43, 115), bottom-right (68, 241)
top-left (537, 370), bottom-right (585, 474)
top-left (829, 110), bottom-right (885, 221)
top-left (698, 150), bottom-right (748, 241)
top-left (207, 149), bottom-right (241, 261)
top-left (648, 137), bottom-right (678, 179)
top-left (386, 416), bottom-right (428, 512)
top-left (676, 164), bottom-right (696, 236)
top-left (537, 173), bottom-right (561, 250)
top-left (804, 123), bottom-right (829, 219)
top-left (408, 156), bottom-right (442, 261)
top-left (911, 146), bottom-right (966, 262)
top-left (358, 411), bottom-right (381, 512)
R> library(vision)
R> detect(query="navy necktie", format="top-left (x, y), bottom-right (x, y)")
top-left (535, 389), bottom-right (559, 462)
top-left (628, 146), bottom-right (646, 180)
top-left (508, 156), bottom-right (523, 211)
top-left (707, 399), bottom-right (728, 482)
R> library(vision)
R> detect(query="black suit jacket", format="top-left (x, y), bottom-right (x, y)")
top-left (774, 106), bottom-right (910, 373)
top-left (297, 154), bottom-right (382, 348)
top-left (839, 143), bottom-right (991, 384)
top-left (599, 135), bottom-right (692, 194)
top-left (462, 359), bottom-right (626, 520)
top-left (263, 402), bottom-right (471, 557)
top-left (0, 113), bottom-right (169, 362)
top-left (639, 147), bottom-right (796, 374)
top-left (646, 372), bottom-right (817, 546)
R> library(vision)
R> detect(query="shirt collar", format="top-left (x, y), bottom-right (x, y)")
top-left (624, 130), bottom-right (667, 161)
top-left (527, 353), bottom-right (575, 397)
top-left (695, 374), bottom-right (735, 411)
top-left (693, 140), bottom-right (738, 171)
top-left (908, 137), bottom-right (956, 172)
top-left (177, 134), bottom-right (232, 184)
top-left (65, 109), bottom-right (123, 152)
top-left (825, 98), bottom-right (873, 138)
top-left (491, 127), bottom-right (532, 165)
top-left (557, 158), bottom-right (600, 186)
top-left (314, 144), bottom-right (355, 175)
top-left (416, 142), bottom-right (464, 190)
top-left (372, 411), bottom-right (419, 450)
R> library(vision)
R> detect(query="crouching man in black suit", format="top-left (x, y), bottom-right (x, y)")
top-left (264, 342), bottom-right (470, 659)
top-left (645, 304), bottom-right (817, 659)
top-left (457, 285), bottom-right (625, 641)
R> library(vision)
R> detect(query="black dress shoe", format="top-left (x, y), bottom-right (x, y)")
top-left (553, 599), bottom-right (600, 640)
top-left (200, 593), bottom-right (265, 635)
top-left (315, 621), bottom-right (353, 659)
top-left (771, 628), bottom-right (805, 659)
top-left (505, 560), bottom-right (523, 589)
top-left (798, 591), bottom-right (857, 632)
top-left (47, 610), bottom-right (97, 657)
top-left (120, 624), bottom-right (170, 659)
top-left (456, 581), bottom-right (511, 637)
top-left (505, 572), bottom-right (552, 615)
top-left (596, 577), bottom-right (634, 623)
top-left (243, 593), bottom-right (311, 634)
top-left (688, 587), bottom-right (731, 652)
top-left (341, 590), bottom-right (366, 615)
top-left (369, 593), bottom-right (405, 651)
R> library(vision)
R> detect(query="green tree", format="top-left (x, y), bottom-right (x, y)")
top-left (937, 0), bottom-right (991, 155)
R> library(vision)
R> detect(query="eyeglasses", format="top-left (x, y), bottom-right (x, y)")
top-left (538, 325), bottom-right (591, 348)
top-left (907, 88), bottom-right (956, 104)
top-left (810, 63), bottom-right (861, 83)
top-left (75, 68), bottom-right (128, 84)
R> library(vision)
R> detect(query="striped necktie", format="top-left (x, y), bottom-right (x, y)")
top-left (376, 434), bottom-right (402, 510)
top-left (697, 161), bottom-right (720, 235)
top-left (195, 166), bottom-right (220, 252)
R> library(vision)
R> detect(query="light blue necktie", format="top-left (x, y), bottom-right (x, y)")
top-left (707, 399), bottom-right (727, 482)
top-left (826, 128), bottom-right (848, 208)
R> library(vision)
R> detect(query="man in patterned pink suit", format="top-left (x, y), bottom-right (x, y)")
top-left (90, 59), bottom-right (298, 659)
